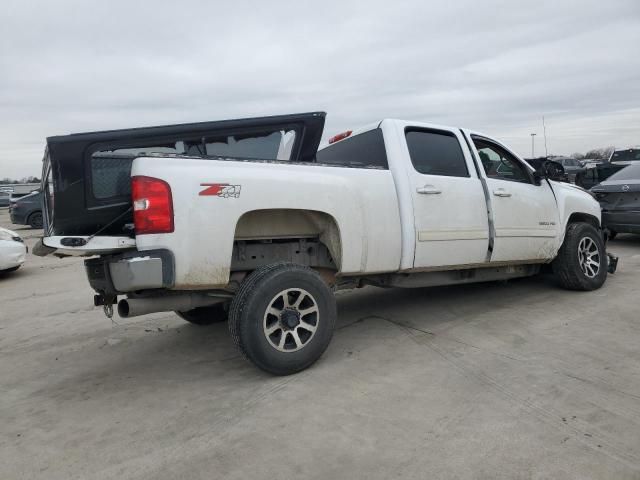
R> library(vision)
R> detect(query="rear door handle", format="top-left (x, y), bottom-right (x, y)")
top-left (417, 185), bottom-right (442, 195)
top-left (493, 188), bottom-right (512, 197)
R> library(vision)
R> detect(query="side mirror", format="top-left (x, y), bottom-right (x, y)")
top-left (533, 170), bottom-right (543, 186)
top-left (535, 160), bottom-right (566, 184)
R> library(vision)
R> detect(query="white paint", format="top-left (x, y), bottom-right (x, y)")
top-left (383, 120), bottom-right (489, 268)
top-left (0, 227), bottom-right (27, 270)
top-left (132, 156), bottom-right (403, 287)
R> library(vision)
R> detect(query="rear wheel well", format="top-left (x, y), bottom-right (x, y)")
top-left (233, 209), bottom-right (342, 270)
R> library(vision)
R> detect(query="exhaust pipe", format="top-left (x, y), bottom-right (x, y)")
top-left (118, 293), bottom-right (225, 318)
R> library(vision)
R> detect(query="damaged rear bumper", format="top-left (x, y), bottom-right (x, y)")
top-left (84, 249), bottom-right (175, 296)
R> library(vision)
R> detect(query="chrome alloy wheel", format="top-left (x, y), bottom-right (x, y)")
top-left (577, 237), bottom-right (600, 279)
top-left (263, 288), bottom-right (319, 352)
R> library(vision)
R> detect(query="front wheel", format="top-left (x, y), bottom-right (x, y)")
top-left (228, 263), bottom-right (336, 375)
top-left (552, 222), bottom-right (607, 291)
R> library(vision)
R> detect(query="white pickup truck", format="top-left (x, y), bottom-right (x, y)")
top-left (36, 112), bottom-right (616, 374)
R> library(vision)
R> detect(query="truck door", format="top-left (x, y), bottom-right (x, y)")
top-left (469, 135), bottom-right (559, 262)
top-left (404, 127), bottom-right (490, 268)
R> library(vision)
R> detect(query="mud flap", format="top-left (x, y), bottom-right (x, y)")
top-left (607, 253), bottom-right (618, 274)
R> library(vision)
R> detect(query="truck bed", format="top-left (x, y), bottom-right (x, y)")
top-left (42, 112), bottom-right (326, 236)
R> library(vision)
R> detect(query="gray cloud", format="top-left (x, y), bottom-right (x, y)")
top-left (1, 0), bottom-right (639, 177)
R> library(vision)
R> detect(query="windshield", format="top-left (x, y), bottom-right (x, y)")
top-left (610, 149), bottom-right (640, 162)
top-left (606, 163), bottom-right (640, 181)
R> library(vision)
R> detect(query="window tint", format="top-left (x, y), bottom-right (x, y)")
top-left (473, 139), bottom-right (531, 184)
top-left (316, 129), bottom-right (388, 168)
top-left (91, 154), bottom-right (135, 199)
top-left (90, 142), bottom-right (185, 199)
top-left (405, 129), bottom-right (468, 177)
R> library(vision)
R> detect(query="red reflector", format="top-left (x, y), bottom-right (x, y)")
top-left (328, 130), bottom-right (352, 144)
top-left (131, 176), bottom-right (174, 235)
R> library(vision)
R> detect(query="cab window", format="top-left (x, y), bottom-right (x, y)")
top-left (405, 129), bottom-right (469, 177)
top-left (473, 138), bottom-right (531, 184)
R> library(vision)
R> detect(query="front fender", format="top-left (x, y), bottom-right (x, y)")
top-left (551, 181), bottom-right (601, 243)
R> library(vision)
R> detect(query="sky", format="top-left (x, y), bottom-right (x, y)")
top-left (1, 0), bottom-right (639, 179)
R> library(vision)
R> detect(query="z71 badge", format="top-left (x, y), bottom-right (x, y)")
top-left (199, 183), bottom-right (241, 198)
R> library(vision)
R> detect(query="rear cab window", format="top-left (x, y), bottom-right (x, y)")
top-left (316, 129), bottom-right (388, 168)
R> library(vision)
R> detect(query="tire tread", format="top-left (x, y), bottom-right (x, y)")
top-left (553, 222), bottom-right (606, 291)
top-left (228, 262), bottom-right (335, 375)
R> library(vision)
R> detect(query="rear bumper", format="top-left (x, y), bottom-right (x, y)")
top-left (9, 208), bottom-right (27, 225)
top-left (84, 249), bottom-right (174, 295)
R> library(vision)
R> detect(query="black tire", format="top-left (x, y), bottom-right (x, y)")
top-left (552, 222), bottom-right (607, 291)
top-left (608, 230), bottom-right (618, 241)
top-left (28, 211), bottom-right (43, 229)
top-left (176, 303), bottom-right (228, 325)
top-left (228, 263), bottom-right (336, 375)
top-left (1, 266), bottom-right (20, 273)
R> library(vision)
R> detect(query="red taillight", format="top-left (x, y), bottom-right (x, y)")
top-left (131, 176), bottom-right (174, 235)
top-left (328, 130), bottom-right (352, 144)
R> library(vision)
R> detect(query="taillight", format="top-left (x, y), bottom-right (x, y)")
top-left (131, 176), bottom-right (174, 235)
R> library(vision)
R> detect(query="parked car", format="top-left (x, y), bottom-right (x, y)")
top-left (609, 147), bottom-right (640, 164)
top-left (591, 162), bottom-right (640, 238)
top-left (9, 190), bottom-right (43, 228)
top-left (0, 226), bottom-right (26, 273)
top-left (34, 112), bottom-right (616, 375)
top-left (0, 191), bottom-right (10, 207)
top-left (548, 156), bottom-right (586, 183)
top-left (581, 158), bottom-right (602, 168)
top-left (576, 162), bottom-right (626, 189)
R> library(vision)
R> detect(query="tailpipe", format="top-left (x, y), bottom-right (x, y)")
top-left (118, 294), bottom-right (224, 318)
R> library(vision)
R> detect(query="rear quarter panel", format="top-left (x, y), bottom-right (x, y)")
top-left (132, 157), bottom-right (402, 288)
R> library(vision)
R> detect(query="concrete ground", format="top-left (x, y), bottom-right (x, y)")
top-left (1, 208), bottom-right (640, 480)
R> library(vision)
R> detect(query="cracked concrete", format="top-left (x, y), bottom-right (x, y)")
top-left (2, 208), bottom-right (640, 479)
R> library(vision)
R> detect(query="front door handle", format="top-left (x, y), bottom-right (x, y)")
top-left (493, 188), bottom-right (512, 197)
top-left (417, 185), bottom-right (442, 195)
